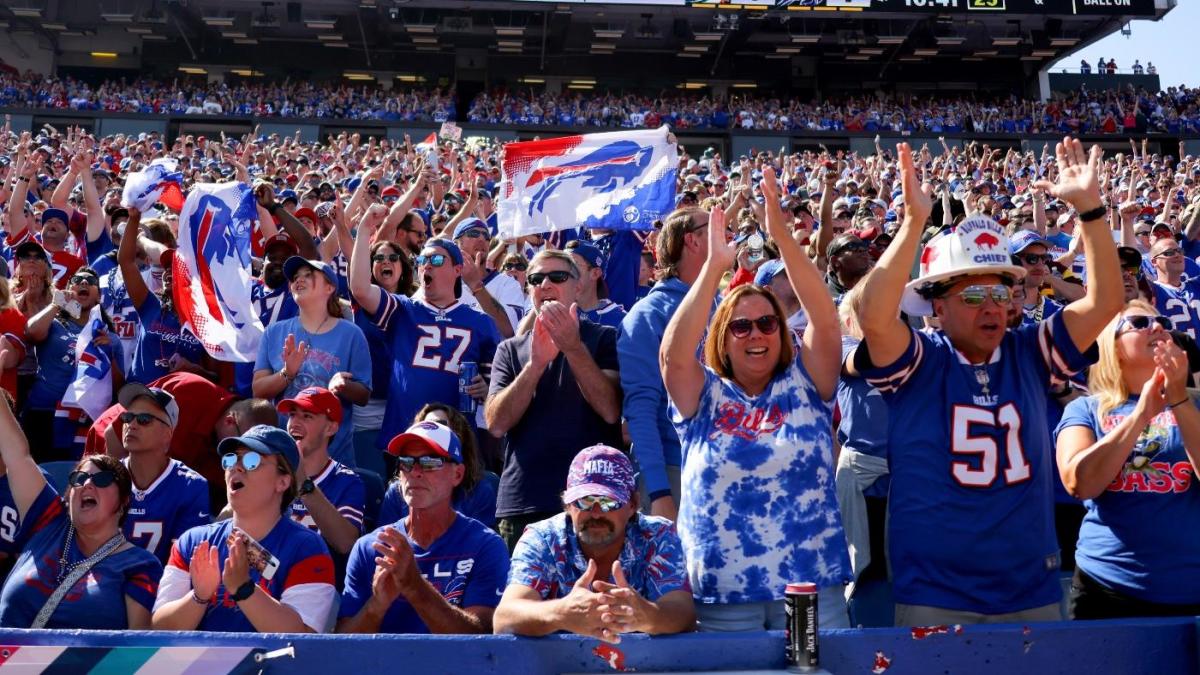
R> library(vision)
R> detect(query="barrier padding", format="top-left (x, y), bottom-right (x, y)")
top-left (0, 617), bottom-right (1195, 674)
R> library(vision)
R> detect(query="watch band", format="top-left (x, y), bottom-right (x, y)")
top-left (299, 478), bottom-right (316, 496)
top-left (1077, 205), bottom-right (1107, 223)
top-left (230, 579), bottom-right (255, 603)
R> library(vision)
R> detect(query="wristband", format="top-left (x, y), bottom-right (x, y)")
top-left (648, 489), bottom-right (673, 503)
top-left (279, 369), bottom-right (293, 383)
top-left (1168, 397), bottom-right (1191, 410)
top-left (1077, 205), bottom-right (1107, 223)
top-left (230, 579), bottom-right (255, 603)
top-left (191, 590), bottom-right (210, 605)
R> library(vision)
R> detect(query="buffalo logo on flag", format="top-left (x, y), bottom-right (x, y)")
top-left (121, 158), bottom-right (185, 212)
top-left (172, 182), bottom-right (263, 362)
top-left (61, 306), bottom-right (113, 422)
top-left (497, 126), bottom-right (677, 238)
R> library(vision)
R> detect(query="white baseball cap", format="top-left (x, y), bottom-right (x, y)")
top-left (901, 215), bottom-right (1027, 317)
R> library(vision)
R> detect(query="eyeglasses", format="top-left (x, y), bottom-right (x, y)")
top-left (457, 229), bottom-right (487, 240)
top-left (372, 253), bottom-right (403, 263)
top-left (404, 228), bottom-right (427, 238)
top-left (728, 314), bottom-right (781, 338)
top-left (527, 270), bottom-right (574, 286)
top-left (1118, 314), bottom-right (1172, 333)
top-left (504, 262), bottom-right (528, 272)
top-left (67, 470), bottom-right (117, 489)
top-left (119, 411), bottom-right (170, 427)
top-left (395, 456), bottom-right (448, 473)
top-left (951, 284), bottom-right (1012, 307)
top-left (1019, 253), bottom-right (1050, 266)
top-left (70, 274), bottom-right (99, 286)
top-left (1135, 230), bottom-right (1152, 237)
top-left (415, 254), bottom-right (447, 267)
top-left (832, 242), bottom-right (869, 256)
top-left (1153, 248), bottom-right (1182, 260)
top-left (568, 495), bottom-right (625, 513)
top-left (221, 450), bottom-right (265, 472)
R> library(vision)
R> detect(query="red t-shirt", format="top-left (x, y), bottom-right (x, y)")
top-left (85, 372), bottom-right (238, 486)
top-left (0, 307), bottom-right (26, 400)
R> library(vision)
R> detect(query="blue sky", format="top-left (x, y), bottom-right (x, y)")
top-left (1049, 1), bottom-right (1197, 87)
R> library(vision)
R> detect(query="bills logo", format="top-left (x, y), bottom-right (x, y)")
top-left (76, 340), bottom-right (110, 382)
top-left (973, 232), bottom-right (1001, 249)
top-left (524, 141), bottom-right (654, 217)
top-left (190, 196), bottom-right (245, 330)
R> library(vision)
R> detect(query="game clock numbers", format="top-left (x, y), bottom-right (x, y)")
top-left (966, 0), bottom-right (1008, 10)
top-left (903, 0), bottom-right (957, 8)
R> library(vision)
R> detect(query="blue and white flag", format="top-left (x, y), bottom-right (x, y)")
top-left (497, 126), bottom-right (677, 238)
top-left (121, 158), bottom-right (185, 212)
top-left (61, 305), bottom-right (113, 421)
top-left (172, 182), bottom-right (263, 362)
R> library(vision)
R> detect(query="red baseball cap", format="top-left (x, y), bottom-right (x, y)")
top-left (276, 387), bottom-right (343, 423)
top-left (263, 233), bottom-right (300, 255)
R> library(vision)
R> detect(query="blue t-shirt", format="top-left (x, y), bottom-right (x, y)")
top-left (378, 472), bottom-right (498, 529)
top-left (669, 360), bottom-right (850, 604)
top-left (0, 484), bottom-right (161, 629)
top-left (129, 293), bottom-right (206, 385)
top-left (1151, 279), bottom-right (1200, 341)
top-left (369, 293), bottom-right (500, 447)
top-left (856, 311), bottom-right (1096, 613)
top-left (123, 458), bottom-right (210, 566)
top-left (338, 514), bottom-right (508, 633)
top-left (354, 307), bottom-right (392, 402)
top-left (578, 299), bottom-right (627, 331)
top-left (254, 317), bottom-right (372, 466)
top-left (1055, 396), bottom-right (1200, 604)
top-left (837, 336), bottom-right (890, 497)
top-left (290, 459), bottom-right (365, 536)
top-left (164, 518), bottom-right (336, 632)
top-left (508, 512), bottom-right (689, 602)
top-left (28, 317), bottom-right (123, 411)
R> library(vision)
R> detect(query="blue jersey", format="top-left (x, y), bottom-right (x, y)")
top-left (122, 458), bottom-right (211, 565)
top-left (86, 231), bottom-right (138, 373)
top-left (1056, 396), bottom-right (1200, 604)
top-left (339, 514), bottom-right (508, 633)
top-left (578, 299), bottom-right (626, 330)
top-left (1020, 295), bottom-right (1064, 328)
top-left (0, 484), bottom-right (161, 629)
top-left (354, 307), bottom-right (392, 401)
top-left (370, 292), bottom-right (501, 446)
top-left (290, 459), bottom-right (365, 536)
top-left (0, 468), bottom-right (52, 564)
top-left (161, 518), bottom-right (336, 632)
top-left (255, 317), bottom-right (373, 467)
top-left (129, 293), bottom-right (206, 384)
top-left (251, 280), bottom-right (298, 328)
top-left (857, 311), bottom-right (1096, 613)
top-left (669, 360), bottom-right (850, 604)
top-left (27, 317), bottom-right (123, 411)
top-left (1151, 279), bottom-right (1200, 341)
top-left (837, 336), bottom-right (890, 498)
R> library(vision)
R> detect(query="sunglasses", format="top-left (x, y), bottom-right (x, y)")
top-left (1019, 253), bottom-right (1050, 266)
top-left (832, 242), bottom-right (869, 256)
top-left (119, 411), bottom-right (170, 427)
top-left (1121, 265), bottom-right (1143, 278)
top-left (415, 254), bottom-right (448, 267)
top-left (951, 284), bottom-right (1011, 307)
top-left (458, 229), bottom-right (487, 240)
top-left (17, 253), bottom-right (44, 263)
top-left (527, 270), bottom-right (574, 286)
top-left (1118, 315), bottom-right (1172, 333)
top-left (67, 469), bottom-right (117, 489)
top-left (221, 450), bottom-right (265, 472)
top-left (1135, 230), bottom-right (1152, 237)
top-left (504, 262), bottom-right (528, 272)
top-left (728, 314), bottom-right (781, 338)
top-left (395, 456), bottom-right (449, 473)
top-left (569, 495), bottom-right (625, 513)
top-left (372, 253), bottom-right (403, 263)
top-left (1153, 248), bottom-right (1182, 259)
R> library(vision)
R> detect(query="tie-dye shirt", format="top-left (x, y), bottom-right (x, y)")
top-left (670, 361), bottom-right (850, 604)
top-left (508, 513), bottom-right (690, 602)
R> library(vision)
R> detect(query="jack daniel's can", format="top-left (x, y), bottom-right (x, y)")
top-left (784, 582), bottom-right (819, 672)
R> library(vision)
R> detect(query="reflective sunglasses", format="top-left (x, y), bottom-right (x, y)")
top-left (1118, 315), bottom-right (1172, 333)
top-left (1019, 253), bottom-right (1050, 266)
top-left (952, 284), bottom-right (1011, 307)
top-left (569, 495), bottom-right (625, 513)
top-left (457, 229), bottom-right (487, 240)
top-left (372, 253), bottom-right (403, 263)
top-left (1153, 248), bottom-right (1182, 260)
top-left (395, 456), bottom-right (448, 473)
top-left (119, 411), bottom-right (170, 427)
top-left (67, 469), bottom-right (117, 489)
top-left (728, 314), bottom-right (781, 338)
top-left (70, 274), bottom-right (99, 286)
top-left (415, 253), bottom-right (448, 267)
top-left (527, 271), bottom-right (573, 286)
top-left (1121, 265), bottom-right (1143, 278)
top-left (504, 262), bottom-right (528, 272)
top-left (221, 450), bottom-right (265, 472)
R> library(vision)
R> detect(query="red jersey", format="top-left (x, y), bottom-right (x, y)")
top-left (0, 307), bottom-right (26, 400)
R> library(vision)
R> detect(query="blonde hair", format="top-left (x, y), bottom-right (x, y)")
top-left (839, 278), bottom-right (868, 340)
top-left (1088, 299), bottom-right (1158, 420)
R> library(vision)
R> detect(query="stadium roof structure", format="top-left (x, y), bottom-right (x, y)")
top-left (2, 0), bottom-right (1178, 94)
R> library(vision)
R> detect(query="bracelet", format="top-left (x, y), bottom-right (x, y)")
top-left (1077, 205), bottom-right (1107, 223)
top-left (279, 369), bottom-right (293, 383)
top-left (469, 285), bottom-right (484, 293)
top-left (191, 590), bottom-right (210, 605)
top-left (1168, 397), bottom-right (1191, 410)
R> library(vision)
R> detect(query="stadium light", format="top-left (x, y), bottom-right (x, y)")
top-left (992, 36), bottom-right (1022, 46)
top-left (229, 69), bottom-right (264, 77)
top-left (683, 44), bottom-right (709, 53)
top-left (859, 48), bottom-right (885, 55)
top-left (101, 13), bottom-right (134, 23)
top-left (406, 23), bottom-right (438, 34)
top-left (223, 31), bottom-right (248, 39)
top-left (498, 47), bottom-right (522, 54)
top-left (791, 35), bottom-right (820, 44)
top-left (305, 20), bottom-right (337, 30)
top-left (974, 49), bottom-right (999, 57)
top-left (732, 83), bottom-right (757, 88)
top-left (126, 26), bottom-right (154, 34)
top-left (590, 44), bottom-right (616, 53)
top-left (1031, 48), bottom-right (1057, 57)
top-left (593, 28), bottom-right (624, 40)
top-left (43, 22), bottom-right (67, 31)
top-left (677, 53), bottom-right (702, 59)
top-left (877, 36), bottom-right (905, 45)
top-left (518, 77), bottom-right (545, 84)
top-left (913, 48), bottom-right (939, 56)
top-left (178, 66), bottom-right (207, 74)
top-left (776, 46), bottom-right (801, 54)
top-left (91, 51), bottom-right (119, 58)
top-left (567, 84), bottom-right (594, 90)
top-left (317, 34), bottom-right (344, 42)
top-left (1049, 37), bottom-right (1079, 47)
top-left (203, 17), bottom-right (236, 28)
top-left (325, 42), bottom-right (349, 48)
top-left (935, 36), bottom-right (965, 46)
top-left (569, 78), bottom-right (596, 85)
top-left (693, 32), bottom-right (723, 42)
top-left (498, 40), bottom-right (523, 48)
top-left (495, 27), bottom-right (525, 37)
top-left (11, 8), bottom-right (41, 18)
top-left (847, 55), bottom-right (870, 61)
top-left (344, 73), bottom-right (374, 81)
top-left (411, 36), bottom-right (438, 44)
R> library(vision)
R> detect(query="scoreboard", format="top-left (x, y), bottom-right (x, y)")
top-left (685, 0), bottom-right (1158, 14)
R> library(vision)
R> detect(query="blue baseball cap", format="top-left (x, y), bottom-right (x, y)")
top-left (424, 238), bottom-right (463, 266)
top-left (386, 421), bottom-right (463, 463)
top-left (41, 208), bottom-right (70, 227)
top-left (217, 424), bottom-right (300, 472)
top-left (283, 256), bottom-right (338, 287)
top-left (568, 241), bottom-right (606, 271)
top-left (1008, 230), bottom-right (1051, 255)
top-left (452, 218), bottom-right (489, 240)
top-left (278, 189), bottom-right (298, 204)
top-left (753, 259), bottom-right (787, 287)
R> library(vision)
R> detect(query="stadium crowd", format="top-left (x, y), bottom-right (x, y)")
top-left (0, 111), bottom-right (1197, 637)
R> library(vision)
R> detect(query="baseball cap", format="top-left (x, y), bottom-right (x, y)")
top-left (278, 189), bottom-right (299, 204)
top-left (425, 238), bottom-right (464, 266)
top-left (217, 424), bottom-right (300, 472)
top-left (276, 386), bottom-right (343, 423)
top-left (14, 241), bottom-right (50, 264)
top-left (385, 421), bottom-right (463, 462)
top-left (41, 208), bottom-right (70, 227)
top-left (381, 185), bottom-right (401, 199)
top-left (561, 445), bottom-right (635, 505)
top-left (117, 383), bottom-right (180, 429)
top-left (568, 241), bottom-right (606, 271)
top-left (1117, 246), bottom-right (1143, 268)
top-left (827, 233), bottom-right (866, 258)
top-left (283, 256), bottom-right (338, 287)
top-left (753, 259), bottom-right (787, 287)
top-left (263, 233), bottom-right (300, 255)
top-left (293, 207), bottom-right (318, 224)
top-left (452, 218), bottom-right (489, 240)
top-left (1008, 230), bottom-right (1051, 255)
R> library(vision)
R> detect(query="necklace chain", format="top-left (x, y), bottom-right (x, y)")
top-left (56, 522), bottom-right (126, 585)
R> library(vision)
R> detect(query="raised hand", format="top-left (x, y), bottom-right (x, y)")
top-left (1034, 136), bottom-right (1103, 213)
top-left (541, 301), bottom-right (582, 353)
top-left (897, 142), bottom-right (933, 226)
top-left (705, 204), bottom-right (735, 271)
top-left (529, 312), bottom-right (560, 369)
top-left (281, 333), bottom-right (309, 377)
top-left (190, 540), bottom-right (221, 602)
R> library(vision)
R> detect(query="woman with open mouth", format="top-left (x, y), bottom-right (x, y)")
top-left (0, 398), bottom-right (161, 629)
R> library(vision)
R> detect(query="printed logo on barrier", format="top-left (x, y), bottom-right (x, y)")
top-left (524, 141), bottom-right (654, 217)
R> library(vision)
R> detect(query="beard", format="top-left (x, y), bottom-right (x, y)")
top-left (576, 518), bottom-right (618, 547)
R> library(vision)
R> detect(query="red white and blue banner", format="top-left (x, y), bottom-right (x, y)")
top-left (121, 158), bottom-right (185, 212)
top-left (497, 126), bottom-right (677, 238)
top-left (61, 305), bottom-right (113, 421)
top-left (171, 182), bottom-right (263, 363)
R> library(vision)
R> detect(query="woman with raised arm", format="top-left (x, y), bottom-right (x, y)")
top-left (660, 167), bottom-right (850, 632)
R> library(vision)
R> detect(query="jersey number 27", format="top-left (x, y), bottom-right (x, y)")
top-left (412, 325), bottom-right (472, 374)
top-left (951, 403), bottom-right (1032, 488)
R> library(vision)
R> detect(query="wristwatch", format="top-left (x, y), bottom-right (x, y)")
top-left (299, 478), bottom-right (316, 497)
top-left (230, 579), bottom-right (255, 603)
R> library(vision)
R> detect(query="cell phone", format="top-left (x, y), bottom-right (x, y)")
top-left (230, 527), bottom-right (280, 581)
